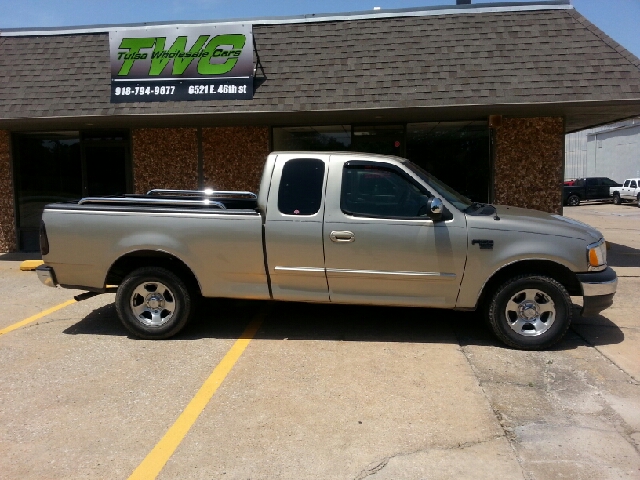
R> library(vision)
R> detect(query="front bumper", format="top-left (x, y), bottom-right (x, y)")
top-left (576, 267), bottom-right (617, 317)
top-left (36, 265), bottom-right (58, 288)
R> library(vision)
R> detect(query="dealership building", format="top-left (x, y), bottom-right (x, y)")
top-left (1, 0), bottom-right (640, 251)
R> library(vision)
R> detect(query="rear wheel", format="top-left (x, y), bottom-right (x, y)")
top-left (487, 275), bottom-right (572, 350)
top-left (116, 267), bottom-right (192, 339)
top-left (566, 194), bottom-right (580, 206)
top-left (613, 192), bottom-right (621, 205)
top-left (637, 194), bottom-right (640, 208)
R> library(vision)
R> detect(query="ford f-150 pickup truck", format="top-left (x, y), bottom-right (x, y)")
top-left (37, 152), bottom-right (617, 350)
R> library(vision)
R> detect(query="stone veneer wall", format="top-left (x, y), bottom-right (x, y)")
top-left (494, 117), bottom-right (564, 214)
top-left (0, 131), bottom-right (16, 253)
top-left (132, 128), bottom-right (199, 194)
top-left (202, 127), bottom-right (270, 192)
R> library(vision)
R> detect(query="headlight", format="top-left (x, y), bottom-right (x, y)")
top-left (587, 239), bottom-right (607, 271)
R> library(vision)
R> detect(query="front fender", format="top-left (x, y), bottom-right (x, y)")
top-left (456, 231), bottom-right (584, 309)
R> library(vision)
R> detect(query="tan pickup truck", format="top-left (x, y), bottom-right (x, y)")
top-left (37, 152), bottom-right (617, 349)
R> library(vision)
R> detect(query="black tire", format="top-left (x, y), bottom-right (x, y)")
top-left (613, 192), bottom-right (621, 205)
top-left (566, 194), bottom-right (580, 206)
top-left (486, 275), bottom-right (572, 350)
top-left (637, 194), bottom-right (640, 208)
top-left (116, 267), bottom-right (192, 339)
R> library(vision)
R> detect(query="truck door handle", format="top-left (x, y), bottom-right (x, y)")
top-left (330, 231), bottom-right (355, 243)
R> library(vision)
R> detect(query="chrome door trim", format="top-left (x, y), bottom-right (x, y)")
top-left (274, 266), bottom-right (326, 273)
top-left (327, 268), bottom-right (456, 278)
top-left (275, 266), bottom-right (456, 278)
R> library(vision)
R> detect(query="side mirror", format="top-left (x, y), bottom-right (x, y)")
top-left (425, 197), bottom-right (444, 221)
top-left (417, 196), bottom-right (444, 220)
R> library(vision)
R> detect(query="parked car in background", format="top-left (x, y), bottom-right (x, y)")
top-left (563, 177), bottom-right (621, 206)
top-left (610, 178), bottom-right (640, 206)
top-left (564, 179), bottom-right (576, 186)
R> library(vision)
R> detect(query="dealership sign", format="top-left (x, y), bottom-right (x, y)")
top-left (109, 24), bottom-right (253, 102)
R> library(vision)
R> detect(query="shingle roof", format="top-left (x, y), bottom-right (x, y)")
top-left (1, 3), bottom-right (639, 132)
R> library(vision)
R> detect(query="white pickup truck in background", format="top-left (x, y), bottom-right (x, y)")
top-left (610, 178), bottom-right (640, 206)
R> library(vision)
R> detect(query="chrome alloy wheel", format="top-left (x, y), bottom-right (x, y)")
top-left (130, 281), bottom-right (176, 327)
top-left (505, 288), bottom-right (556, 336)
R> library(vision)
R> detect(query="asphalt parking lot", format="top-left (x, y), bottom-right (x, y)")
top-left (1, 203), bottom-right (639, 479)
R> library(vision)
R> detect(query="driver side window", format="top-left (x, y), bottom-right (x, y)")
top-left (340, 163), bottom-right (429, 218)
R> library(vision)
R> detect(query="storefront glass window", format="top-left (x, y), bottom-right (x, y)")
top-left (352, 125), bottom-right (404, 157)
top-left (273, 125), bottom-right (351, 151)
top-left (406, 122), bottom-right (491, 203)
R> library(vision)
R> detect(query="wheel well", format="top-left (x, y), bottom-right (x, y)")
top-left (477, 260), bottom-right (582, 309)
top-left (105, 250), bottom-right (202, 295)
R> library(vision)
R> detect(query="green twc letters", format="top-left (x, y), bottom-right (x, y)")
top-left (117, 34), bottom-right (247, 76)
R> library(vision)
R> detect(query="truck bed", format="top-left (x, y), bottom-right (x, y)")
top-left (42, 191), bottom-right (270, 300)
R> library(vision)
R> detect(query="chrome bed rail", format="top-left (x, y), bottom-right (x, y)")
top-left (146, 188), bottom-right (257, 200)
top-left (78, 197), bottom-right (227, 209)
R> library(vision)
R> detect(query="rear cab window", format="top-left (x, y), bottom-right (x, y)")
top-left (277, 158), bottom-right (325, 215)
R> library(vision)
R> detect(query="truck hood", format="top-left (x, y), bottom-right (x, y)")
top-left (467, 205), bottom-right (603, 243)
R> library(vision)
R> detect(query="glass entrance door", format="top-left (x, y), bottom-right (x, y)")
top-left (14, 130), bottom-right (130, 251)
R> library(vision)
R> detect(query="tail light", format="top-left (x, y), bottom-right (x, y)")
top-left (39, 221), bottom-right (49, 256)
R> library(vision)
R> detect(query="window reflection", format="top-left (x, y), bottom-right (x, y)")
top-left (16, 134), bottom-right (82, 235)
top-left (273, 125), bottom-right (351, 151)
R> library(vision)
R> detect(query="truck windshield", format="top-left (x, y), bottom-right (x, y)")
top-left (403, 161), bottom-right (473, 211)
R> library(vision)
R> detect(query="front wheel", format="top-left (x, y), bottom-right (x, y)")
top-left (637, 194), bottom-right (640, 208)
top-left (116, 267), bottom-right (192, 339)
top-left (487, 275), bottom-right (572, 350)
top-left (566, 194), bottom-right (580, 206)
top-left (612, 192), bottom-right (621, 205)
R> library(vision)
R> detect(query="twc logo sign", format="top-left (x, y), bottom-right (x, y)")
top-left (116, 34), bottom-right (247, 76)
top-left (109, 25), bottom-right (254, 80)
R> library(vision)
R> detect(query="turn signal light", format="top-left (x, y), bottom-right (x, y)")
top-left (587, 239), bottom-right (606, 270)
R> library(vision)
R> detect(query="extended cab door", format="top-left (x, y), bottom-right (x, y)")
top-left (322, 156), bottom-right (468, 308)
top-left (620, 180), bottom-right (631, 199)
top-left (626, 179), bottom-right (639, 200)
top-left (265, 154), bottom-right (330, 302)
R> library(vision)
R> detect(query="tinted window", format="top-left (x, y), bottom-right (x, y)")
top-left (631, 180), bottom-right (638, 189)
top-left (341, 164), bottom-right (429, 218)
top-left (602, 178), bottom-right (618, 186)
top-left (585, 178), bottom-right (598, 186)
top-left (624, 180), bottom-right (630, 187)
top-left (278, 158), bottom-right (325, 215)
top-left (574, 179), bottom-right (584, 187)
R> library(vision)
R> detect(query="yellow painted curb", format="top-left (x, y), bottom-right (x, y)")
top-left (20, 260), bottom-right (44, 271)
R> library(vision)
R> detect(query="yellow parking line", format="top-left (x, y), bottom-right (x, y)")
top-left (0, 299), bottom-right (77, 337)
top-left (128, 310), bottom-right (266, 480)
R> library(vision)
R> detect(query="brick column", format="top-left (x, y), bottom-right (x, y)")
top-left (202, 127), bottom-right (270, 192)
top-left (132, 128), bottom-right (199, 194)
top-left (493, 117), bottom-right (564, 214)
top-left (0, 131), bottom-right (17, 253)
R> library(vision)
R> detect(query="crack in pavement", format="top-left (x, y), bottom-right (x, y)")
top-left (452, 338), bottom-right (531, 479)
top-left (353, 434), bottom-right (507, 480)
